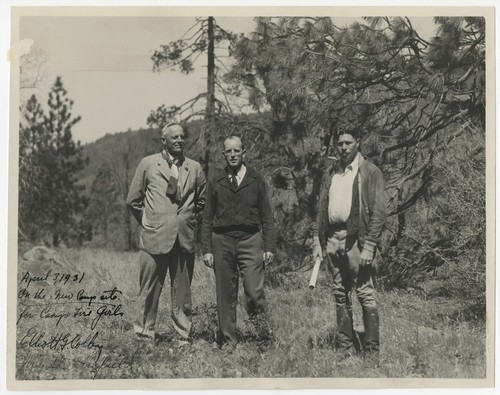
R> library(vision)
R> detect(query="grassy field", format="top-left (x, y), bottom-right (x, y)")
top-left (15, 247), bottom-right (486, 380)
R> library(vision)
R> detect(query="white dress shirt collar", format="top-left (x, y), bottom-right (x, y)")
top-left (229, 164), bottom-right (247, 186)
top-left (342, 152), bottom-right (360, 173)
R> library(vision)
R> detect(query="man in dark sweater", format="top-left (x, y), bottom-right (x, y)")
top-left (201, 135), bottom-right (276, 350)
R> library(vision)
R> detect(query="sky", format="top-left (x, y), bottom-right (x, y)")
top-left (18, 15), bottom-right (438, 144)
top-left (19, 16), bottom-right (257, 143)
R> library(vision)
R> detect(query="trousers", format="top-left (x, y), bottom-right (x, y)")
top-left (326, 228), bottom-right (379, 354)
top-left (326, 230), bottom-right (377, 308)
top-left (134, 238), bottom-right (195, 339)
top-left (212, 231), bottom-right (267, 346)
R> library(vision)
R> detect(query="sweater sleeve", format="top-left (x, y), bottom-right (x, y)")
top-left (258, 175), bottom-right (277, 253)
top-left (364, 166), bottom-right (387, 248)
top-left (194, 163), bottom-right (207, 213)
top-left (201, 177), bottom-right (215, 254)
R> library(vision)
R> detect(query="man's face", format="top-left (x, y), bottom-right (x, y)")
top-left (161, 125), bottom-right (185, 157)
top-left (223, 137), bottom-right (245, 171)
top-left (336, 133), bottom-right (359, 166)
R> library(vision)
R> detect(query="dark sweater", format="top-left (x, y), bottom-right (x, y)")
top-left (201, 166), bottom-right (276, 253)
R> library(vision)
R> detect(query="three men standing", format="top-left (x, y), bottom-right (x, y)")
top-left (313, 130), bottom-right (386, 367)
top-left (126, 123), bottom-right (206, 342)
top-left (127, 124), bottom-right (386, 366)
top-left (201, 135), bottom-right (276, 350)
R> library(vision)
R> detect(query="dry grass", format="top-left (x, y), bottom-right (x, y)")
top-left (15, 247), bottom-right (486, 380)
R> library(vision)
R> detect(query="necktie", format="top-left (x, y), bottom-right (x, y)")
top-left (173, 157), bottom-right (182, 201)
top-left (165, 154), bottom-right (182, 202)
top-left (166, 175), bottom-right (178, 200)
top-left (164, 152), bottom-right (183, 178)
top-left (231, 171), bottom-right (238, 189)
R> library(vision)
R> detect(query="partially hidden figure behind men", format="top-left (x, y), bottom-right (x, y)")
top-left (126, 123), bottom-right (206, 343)
top-left (313, 129), bottom-right (386, 367)
top-left (202, 135), bottom-right (276, 351)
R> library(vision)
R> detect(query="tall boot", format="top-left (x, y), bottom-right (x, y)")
top-left (335, 303), bottom-right (354, 354)
top-left (362, 306), bottom-right (380, 367)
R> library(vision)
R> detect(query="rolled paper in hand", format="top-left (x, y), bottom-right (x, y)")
top-left (309, 256), bottom-right (322, 290)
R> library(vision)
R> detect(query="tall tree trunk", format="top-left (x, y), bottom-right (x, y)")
top-left (392, 187), bottom-right (406, 247)
top-left (204, 16), bottom-right (216, 174)
top-left (123, 144), bottom-right (133, 251)
top-left (103, 222), bottom-right (108, 245)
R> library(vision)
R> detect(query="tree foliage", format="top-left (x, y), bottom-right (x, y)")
top-left (227, 16), bottom-right (486, 297)
top-left (148, 17), bottom-right (245, 174)
top-left (148, 19), bottom-right (236, 126)
top-left (73, 16), bottom-right (487, 311)
top-left (85, 137), bottom-right (138, 250)
top-left (19, 77), bottom-right (89, 246)
top-left (86, 164), bottom-right (121, 246)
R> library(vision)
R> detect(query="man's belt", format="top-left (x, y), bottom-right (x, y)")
top-left (214, 225), bottom-right (259, 238)
top-left (327, 222), bottom-right (347, 232)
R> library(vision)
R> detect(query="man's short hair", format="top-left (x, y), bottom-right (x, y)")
top-left (161, 122), bottom-right (188, 138)
top-left (224, 134), bottom-right (245, 150)
top-left (162, 122), bottom-right (182, 133)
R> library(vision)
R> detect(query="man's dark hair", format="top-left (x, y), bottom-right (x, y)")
top-left (336, 129), bottom-right (361, 141)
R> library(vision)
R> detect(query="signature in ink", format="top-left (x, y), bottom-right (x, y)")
top-left (19, 327), bottom-right (104, 361)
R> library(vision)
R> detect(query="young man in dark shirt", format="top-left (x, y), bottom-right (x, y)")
top-left (201, 135), bottom-right (276, 351)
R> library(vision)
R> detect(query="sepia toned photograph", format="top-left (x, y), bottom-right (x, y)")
top-left (7, 5), bottom-right (495, 391)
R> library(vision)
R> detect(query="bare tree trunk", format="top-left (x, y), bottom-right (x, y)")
top-left (204, 16), bottom-right (216, 173)
top-left (392, 187), bottom-right (406, 247)
top-left (103, 222), bottom-right (108, 245)
top-left (123, 139), bottom-right (133, 251)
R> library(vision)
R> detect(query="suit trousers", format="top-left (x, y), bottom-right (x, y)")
top-left (134, 238), bottom-right (194, 339)
top-left (212, 232), bottom-right (267, 346)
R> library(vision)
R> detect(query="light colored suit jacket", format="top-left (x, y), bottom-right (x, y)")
top-left (126, 151), bottom-right (206, 255)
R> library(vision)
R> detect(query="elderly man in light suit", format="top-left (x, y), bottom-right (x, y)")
top-left (126, 123), bottom-right (206, 342)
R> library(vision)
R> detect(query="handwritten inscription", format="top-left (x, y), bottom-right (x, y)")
top-left (17, 287), bottom-right (124, 328)
top-left (19, 347), bottom-right (141, 379)
top-left (19, 327), bottom-right (104, 359)
top-left (20, 270), bottom-right (85, 288)
top-left (17, 269), bottom-right (130, 379)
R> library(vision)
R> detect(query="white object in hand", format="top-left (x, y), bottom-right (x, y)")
top-left (309, 256), bottom-right (322, 290)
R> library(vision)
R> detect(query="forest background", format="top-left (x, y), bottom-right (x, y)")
top-left (19, 15), bottom-right (486, 308)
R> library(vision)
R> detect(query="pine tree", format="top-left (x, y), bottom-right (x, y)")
top-left (227, 16), bottom-right (486, 286)
top-left (19, 94), bottom-right (47, 240)
top-left (87, 164), bottom-right (121, 246)
top-left (18, 76), bottom-right (88, 246)
top-left (148, 17), bottom-right (237, 171)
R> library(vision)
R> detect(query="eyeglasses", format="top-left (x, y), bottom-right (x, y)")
top-left (224, 149), bottom-right (243, 155)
